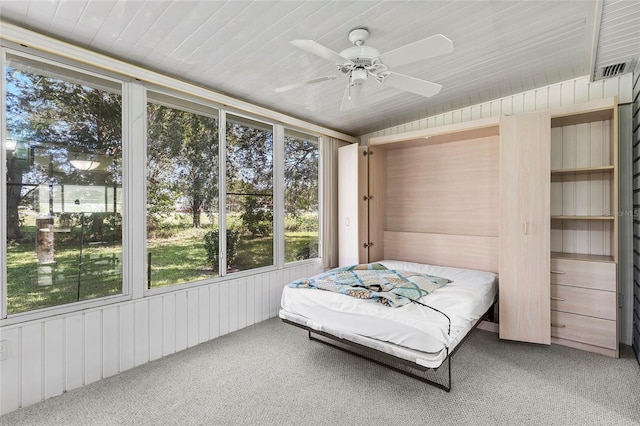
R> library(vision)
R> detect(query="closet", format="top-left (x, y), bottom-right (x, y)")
top-left (498, 112), bottom-right (551, 345)
top-left (339, 97), bottom-right (619, 357)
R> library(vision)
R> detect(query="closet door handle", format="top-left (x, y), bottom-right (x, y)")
top-left (551, 323), bottom-right (566, 328)
top-left (550, 297), bottom-right (565, 301)
top-left (550, 270), bottom-right (565, 274)
top-left (522, 222), bottom-right (528, 235)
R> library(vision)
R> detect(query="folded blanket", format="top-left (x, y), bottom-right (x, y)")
top-left (288, 263), bottom-right (450, 307)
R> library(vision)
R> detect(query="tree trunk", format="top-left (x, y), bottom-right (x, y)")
top-left (6, 155), bottom-right (23, 241)
top-left (192, 199), bottom-right (202, 228)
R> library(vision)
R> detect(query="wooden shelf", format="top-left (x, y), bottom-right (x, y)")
top-left (551, 252), bottom-right (615, 263)
top-left (551, 165), bottom-right (614, 176)
top-left (551, 215), bottom-right (614, 221)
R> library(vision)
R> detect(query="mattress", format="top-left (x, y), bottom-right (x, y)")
top-left (279, 260), bottom-right (497, 368)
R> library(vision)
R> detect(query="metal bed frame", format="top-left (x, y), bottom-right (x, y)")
top-left (281, 302), bottom-right (495, 392)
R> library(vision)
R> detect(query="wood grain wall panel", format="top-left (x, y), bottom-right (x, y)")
top-left (43, 319), bottom-right (64, 399)
top-left (84, 311), bottom-right (102, 385)
top-left (187, 289), bottom-right (199, 348)
top-left (384, 231), bottom-right (498, 273)
top-left (64, 315), bottom-right (83, 392)
top-left (148, 298), bottom-right (163, 361)
top-left (385, 136), bottom-right (499, 237)
top-left (21, 324), bottom-right (42, 406)
top-left (162, 294), bottom-right (176, 356)
top-left (119, 304), bottom-right (135, 369)
top-left (174, 292), bottom-right (188, 351)
top-left (133, 302), bottom-right (149, 366)
top-left (101, 307), bottom-right (119, 378)
top-left (499, 112), bottom-right (551, 344)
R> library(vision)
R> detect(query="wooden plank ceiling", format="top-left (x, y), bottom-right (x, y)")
top-left (0, 0), bottom-right (639, 137)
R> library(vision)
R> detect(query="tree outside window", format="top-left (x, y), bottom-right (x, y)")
top-left (284, 130), bottom-right (319, 262)
top-left (4, 54), bottom-right (123, 314)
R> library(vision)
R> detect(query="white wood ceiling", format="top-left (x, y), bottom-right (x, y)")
top-left (1, 0), bottom-right (639, 137)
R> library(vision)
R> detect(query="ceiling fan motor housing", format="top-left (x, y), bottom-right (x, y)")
top-left (339, 46), bottom-right (381, 66)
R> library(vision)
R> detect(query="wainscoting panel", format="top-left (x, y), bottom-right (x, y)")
top-left (120, 303), bottom-right (136, 370)
top-left (21, 323), bottom-right (42, 407)
top-left (65, 315), bottom-right (84, 392)
top-left (148, 298), bottom-right (163, 361)
top-left (43, 319), bottom-right (64, 400)
top-left (0, 261), bottom-right (322, 415)
top-left (84, 311), bottom-right (102, 386)
top-left (102, 307), bottom-right (120, 379)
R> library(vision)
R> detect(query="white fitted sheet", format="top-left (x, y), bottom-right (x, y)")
top-left (279, 260), bottom-right (497, 367)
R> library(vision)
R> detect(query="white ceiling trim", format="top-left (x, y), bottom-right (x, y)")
top-left (588, 0), bottom-right (605, 81)
top-left (0, 21), bottom-right (360, 143)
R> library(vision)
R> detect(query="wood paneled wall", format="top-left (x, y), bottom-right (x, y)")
top-left (385, 136), bottom-right (499, 237)
top-left (632, 63), bottom-right (640, 364)
top-left (0, 263), bottom-right (322, 415)
top-left (361, 75), bottom-right (634, 142)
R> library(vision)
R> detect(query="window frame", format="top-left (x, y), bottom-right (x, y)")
top-left (223, 111), bottom-right (279, 275)
top-left (144, 88), bottom-right (222, 292)
top-left (1, 47), bottom-right (132, 324)
top-left (283, 127), bottom-right (322, 266)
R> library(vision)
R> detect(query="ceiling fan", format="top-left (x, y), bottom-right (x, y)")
top-left (275, 28), bottom-right (454, 111)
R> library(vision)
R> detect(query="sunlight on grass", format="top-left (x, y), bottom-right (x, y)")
top-left (7, 220), bottom-right (318, 313)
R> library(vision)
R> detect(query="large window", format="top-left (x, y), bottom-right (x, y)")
top-left (4, 54), bottom-right (123, 314)
top-left (226, 115), bottom-right (274, 273)
top-left (284, 129), bottom-right (319, 262)
top-left (146, 94), bottom-right (219, 288)
top-left (2, 48), bottom-right (325, 318)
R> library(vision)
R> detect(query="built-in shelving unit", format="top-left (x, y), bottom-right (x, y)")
top-left (548, 97), bottom-right (619, 357)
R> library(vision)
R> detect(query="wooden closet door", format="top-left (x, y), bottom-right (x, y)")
top-left (338, 144), bottom-right (368, 266)
top-left (499, 112), bottom-right (551, 344)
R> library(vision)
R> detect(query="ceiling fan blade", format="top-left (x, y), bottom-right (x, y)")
top-left (380, 34), bottom-right (453, 68)
top-left (291, 39), bottom-right (353, 64)
top-left (275, 76), bottom-right (338, 93)
top-left (384, 72), bottom-right (442, 98)
top-left (339, 84), bottom-right (364, 112)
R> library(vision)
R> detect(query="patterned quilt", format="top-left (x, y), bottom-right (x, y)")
top-left (288, 263), bottom-right (451, 307)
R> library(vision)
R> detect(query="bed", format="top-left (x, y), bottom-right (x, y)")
top-left (279, 260), bottom-right (498, 391)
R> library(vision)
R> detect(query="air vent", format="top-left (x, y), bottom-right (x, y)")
top-left (595, 62), bottom-right (629, 80)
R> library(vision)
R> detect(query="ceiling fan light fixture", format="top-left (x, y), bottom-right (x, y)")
top-left (351, 68), bottom-right (368, 86)
top-left (70, 159), bottom-right (100, 171)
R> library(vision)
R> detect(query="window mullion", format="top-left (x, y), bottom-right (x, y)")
top-left (219, 108), bottom-right (227, 277)
top-left (124, 81), bottom-right (147, 299)
top-left (274, 124), bottom-right (285, 269)
top-left (1, 46), bottom-right (7, 318)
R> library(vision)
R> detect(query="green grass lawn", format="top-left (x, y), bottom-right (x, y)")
top-left (7, 228), bottom-right (318, 314)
